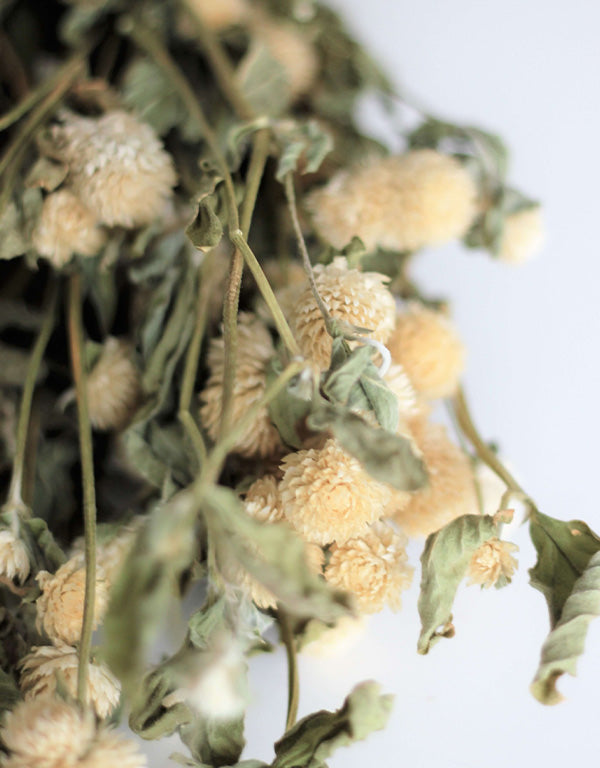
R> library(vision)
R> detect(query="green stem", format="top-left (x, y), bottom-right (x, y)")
top-left (0, 54), bottom-right (87, 213)
top-left (284, 173), bottom-right (333, 332)
top-left (278, 608), bottom-right (299, 732)
top-left (3, 281), bottom-right (58, 520)
top-left (67, 274), bottom-right (97, 705)
top-left (230, 231), bottom-right (300, 357)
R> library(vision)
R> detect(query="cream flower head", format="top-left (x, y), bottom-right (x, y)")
top-left (324, 521), bottom-right (413, 613)
top-left (467, 537), bottom-right (519, 588)
top-left (178, 0), bottom-right (249, 33)
top-left (77, 729), bottom-right (148, 768)
top-left (499, 206), bottom-right (545, 264)
top-left (307, 149), bottom-right (477, 252)
top-left (0, 529), bottom-right (30, 583)
top-left (387, 304), bottom-right (465, 400)
top-left (19, 645), bottom-right (120, 719)
top-left (243, 475), bottom-right (283, 524)
top-left (279, 438), bottom-right (391, 545)
top-left (32, 190), bottom-right (106, 268)
top-left (50, 111), bottom-right (176, 228)
top-left (392, 418), bottom-right (477, 537)
top-left (199, 313), bottom-right (282, 458)
top-left (292, 257), bottom-right (396, 370)
top-left (0, 696), bottom-right (95, 768)
top-left (36, 558), bottom-right (109, 646)
top-left (86, 338), bottom-right (141, 431)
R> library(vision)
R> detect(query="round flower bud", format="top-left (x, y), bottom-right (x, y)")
top-left (392, 418), bottom-right (477, 537)
top-left (199, 313), bottom-right (282, 458)
top-left (292, 257), bottom-right (396, 370)
top-left (324, 522), bottom-right (413, 613)
top-left (387, 304), bottom-right (465, 399)
top-left (50, 111), bottom-right (176, 228)
top-left (0, 529), bottom-right (30, 583)
top-left (32, 190), bottom-right (106, 268)
top-left (307, 149), bottom-right (477, 252)
top-left (86, 338), bottom-right (141, 431)
top-left (499, 207), bottom-right (544, 264)
top-left (19, 645), bottom-right (120, 719)
top-left (77, 729), bottom-right (148, 768)
top-left (36, 558), bottom-right (109, 646)
top-left (467, 537), bottom-right (519, 588)
top-left (0, 696), bottom-right (95, 768)
top-left (279, 438), bottom-right (391, 545)
top-left (177, 0), bottom-right (249, 33)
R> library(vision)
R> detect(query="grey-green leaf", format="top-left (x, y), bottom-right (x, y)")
top-left (186, 197), bottom-right (224, 251)
top-left (531, 550), bottom-right (600, 705)
top-left (237, 43), bottom-right (291, 117)
top-left (180, 715), bottom-right (245, 768)
top-left (275, 119), bottom-right (333, 181)
top-left (272, 681), bottom-right (393, 768)
top-left (529, 511), bottom-right (600, 627)
top-left (417, 514), bottom-right (498, 654)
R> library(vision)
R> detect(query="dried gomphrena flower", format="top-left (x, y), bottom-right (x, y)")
top-left (177, 0), bottom-right (249, 33)
top-left (0, 528), bottom-right (30, 583)
top-left (35, 558), bottom-right (109, 646)
top-left (467, 537), bottom-right (519, 588)
top-left (499, 206), bottom-right (545, 264)
top-left (86, 338), bottom-right (141, 431)
top-left (50, 110), bottom-right (176, 228)
top-left (32, 189), bottom-right (106, 268)
top-left (199, 313), bottom-right (282, 458)
top-left (324, 521), bottom-right (413, 613)
top-left (19, 645), bottom-right (120, 719)
top-left (279, 437), bottom-right (391, 545)
top-left (387, 304), bottom-right (465, 400)
top-left (307, 149), bottom-right (477, 252)
top-left (292, 256), bottom-right (396, 370)
top-left (392, 417), bottom-right (477, 537)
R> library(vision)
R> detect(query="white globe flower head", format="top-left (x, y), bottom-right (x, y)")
top-left (0, 528), bottom-right (30, 583)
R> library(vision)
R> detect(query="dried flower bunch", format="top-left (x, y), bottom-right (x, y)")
top-left (0, 0), bottom-right (593, 766)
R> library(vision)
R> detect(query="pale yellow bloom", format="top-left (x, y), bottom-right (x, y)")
top-left (70, 517), bottom-right (143, 586)
top-left (307, 149), bottom-right (477, 251)
top-left (78, 730), bottom-right (147, 768)
top-left (467, 537), bottom-right (518, 588)
top-left (279, 438), bottom-right (391, 545)
top-left (292, 257), bottom-right (396, 370)
top-left (19, 646), bottom-right (120, 719)
top-left (0, 529), bottom-right (30, 583)
top-left (392, 418), bottom-right (477, 537)
top-left (499, 207), bottom-right (545, 264)
top-left (383, 363), bottom-right (421, 419)
top-left (50, 111), bottom-right (176, 227)
top-left (32, 190), bottom-right (106, 267)
top-left (244, 475), bottom-right (283, 524)
top-left (178, 0), bottom-right (249, 32)
top-left (324, 522), bottom-right (413, 613)
top-left (86, 338), bottom-right (141, 431)
top-left (387, 304), bottom-right (465, 399)
top-left (0, 696), bottom-right (95, 768)
top-left (36, 559), bottom-right (109, 646)
top-left (199, 313), bottom-right (282, 457)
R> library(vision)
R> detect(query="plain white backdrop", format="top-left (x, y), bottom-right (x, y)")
top-left (148, 2), bottom-right (600, 766)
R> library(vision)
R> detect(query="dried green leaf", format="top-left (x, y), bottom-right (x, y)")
top-left (531, 550), bottom-right (600, 705)
top-left (266, 356), bottom-right (313, 449)
top-left (204, 486), bottom-right (352, 623)
top-left (417, 514), bottom-right (498, 654)
top-left (237, 42), bottom-right (291, 117)
top-left (20, 517), bottom-right (66, 574)
top-left (186, 197), bottom-right (224, 251)
top-left (272, 681), bottom-right (393, 768)
top-left (104, 490), bottom-right (197, 694)
top-left (129, 665), bottom-right (193, 740)
top-left (180, 715), bottom-right (245, 768)
top-left (274, 119), bottom-right (333, 181)
top-left (529, 511), bottom-right (600, 627)
top-left (308, 403), bottom-right (425, 491)
top-left (121, 420), bottom-right (193, 491)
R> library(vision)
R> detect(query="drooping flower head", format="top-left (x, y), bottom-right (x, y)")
top-left (19, 645), bottom-right (120, 719)
top-left (32, 190), bottom-right (106, 268)
top-left (199, 313), bottom-right (282, 458)
top-left (292, 257), bottom-right (396, 370)
top-left (50, 111), bottom-right (176, 228)
top-left (307, 149), bottom-right (477, 252)
top-left (279, 438), bottom-right (391, 545)
top-left (387, 304), bottom-right (465, 400)
top-left (86, 338), bottom-right (141, 431)
top-left (324, 521), bottom-right (413, 613)
top-left (467, 537), bottom-right (519, 588)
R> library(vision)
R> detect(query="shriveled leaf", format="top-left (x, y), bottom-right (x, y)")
top-left (357, 362), bottom-right (399, 432)
top-left (308, 403), bottom-right (426, 491)
top-left (274, 119), bottom-right (333, 181)
top-left (104, 490), bottom-right (198, 693)
top-left (180, 715), bottom-right (245, 768)
top-left (121, 419), bottom-right (193, 491)
top-left (529, 511), bottom-right (600, 627)
top-left (266, 356), bottom-right (313, 449)
top-left (272, 681), bottom-right (393, 768)
top-left (237, 43), bottom-right (291, 117)
top-left (204, 486), bottom-right (352, 623)
top-left (130, 665), bottom-right (193, 740)
top-left (322, 340), bottom-right (372, 405)
top-left (20, 517), bottom-right (66, 574)
top-left (531, 551), bottom-right (600, 705)
top-left (417, 514), bottom-right (498, 654)
top-left (186, 196), bottom-right (223, 251)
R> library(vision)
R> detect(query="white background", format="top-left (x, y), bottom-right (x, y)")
top-left (150, 2), bottom-right (600, 766)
